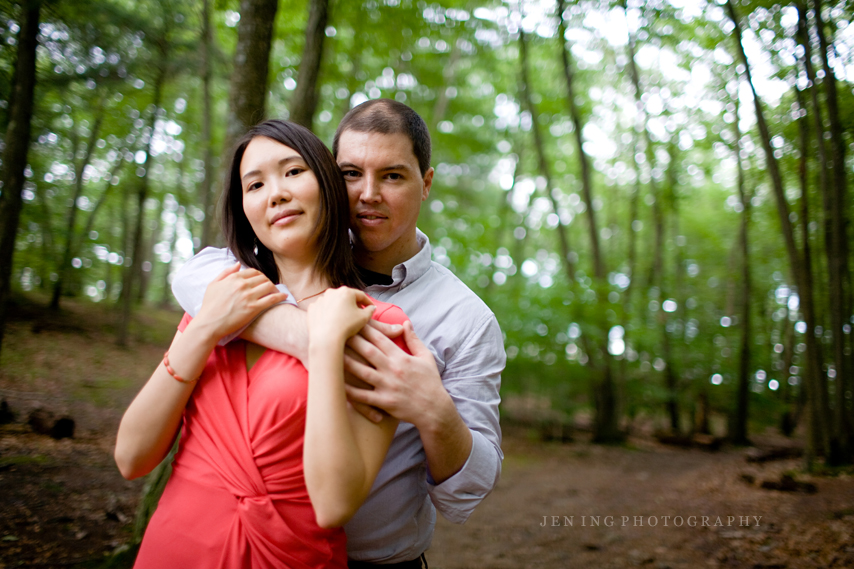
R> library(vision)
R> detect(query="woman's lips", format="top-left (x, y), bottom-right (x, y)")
top-left (270, 210), bottom-right (301, 225)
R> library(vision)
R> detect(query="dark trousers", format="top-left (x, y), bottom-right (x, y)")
top-left (348, 553), bottom-right (427, 569)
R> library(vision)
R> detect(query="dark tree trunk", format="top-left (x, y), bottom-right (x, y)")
top-left (0, 0), bottom-right (40, 357)
top-left (732, 98), bottom-right (752, 446)
top-left (727, 0), bottom-right (832, 458)
top-left (812, 0), bottom-right (853, 465)
top-left (556, 0), bottom-right (603, 280)
top-left (198, 0), bottom-right (217, 249)
top-left (117, 65), bottom-right (166, 346)
top-left (50, 112), bottom-right (104, 310)
top-left (794, 3), bottom-right (833, 462)
top-left (223, 0), bottom-right (279, 153)
top-left (518, 31), bottom-right (575, 283)
top-left (289, 0), bottom-right (329, 130)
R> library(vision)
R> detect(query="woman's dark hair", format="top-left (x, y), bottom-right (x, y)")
top-left (220, 119), bottom-right (362, 289)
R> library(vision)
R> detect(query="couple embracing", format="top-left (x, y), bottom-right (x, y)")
top-left (115, 99), bottom-right (504, 568)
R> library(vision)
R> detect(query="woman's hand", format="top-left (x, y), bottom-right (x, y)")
top-left (306, 287), bottom-right (375, 346)
top-left (195, 262), bottom-right (288, 340)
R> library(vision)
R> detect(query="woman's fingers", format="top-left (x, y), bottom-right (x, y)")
top-left (213, 261), bottom-right (242, 282)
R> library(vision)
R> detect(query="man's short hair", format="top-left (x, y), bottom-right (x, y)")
top-left (333, 99), bottom-right (432, 176)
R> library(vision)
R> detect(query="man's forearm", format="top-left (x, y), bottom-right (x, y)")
top-left (240, 303), bottom-right (309, 364)
top-left (418, 392), bottom-right (473, 484)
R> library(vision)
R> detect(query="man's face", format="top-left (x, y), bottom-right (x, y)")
top-left (337, 130), bottom-right (433, 272)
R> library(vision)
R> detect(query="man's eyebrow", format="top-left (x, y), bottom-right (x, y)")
top-left (241, 155), bottom-right (302, 181)
top-left (337, 162), bottom-right (411, 172)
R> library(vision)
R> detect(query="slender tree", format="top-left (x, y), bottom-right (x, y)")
top-left (289, 0), bottom-right (329, 130)
top-left (0, 0), bottom-right (41, 357)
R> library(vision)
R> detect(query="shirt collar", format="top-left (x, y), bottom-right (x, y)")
top-left (381, 228), bottom-right (432, 289)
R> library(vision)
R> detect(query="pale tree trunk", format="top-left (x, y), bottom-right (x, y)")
top-left (812, 0), bottom-right (853, 465)
top-left (223, 0), bottom-right (279, 153)
top-left (198, 0), bottom-right (217, 249)
top-left (50, 112), bottom-right (104, 310)
top-left (137, 196), bottom-right (165, 304)
top-left (0, 0), bottom-right (40, 357)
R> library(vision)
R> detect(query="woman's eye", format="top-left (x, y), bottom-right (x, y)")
top-left (246, 181), bottom-right (263, 191)
top-left (286, 167), bottom-right (304, 177)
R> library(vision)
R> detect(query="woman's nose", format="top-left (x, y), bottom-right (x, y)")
top-left (268, 180), bottom-right (291, 205)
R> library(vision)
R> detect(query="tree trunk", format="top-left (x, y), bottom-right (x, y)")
top-left (518, 30), bottom-right (575, 283)
top-left (0, 0), bottom-right (40, 357)
top-left (117, 65), bottom-right (166, 346)
top-left (726, 0), bottom-right (832, 458)
top-left (289, 0), bottom-right (329, 130)
top-left (50, 112), bottom-right (104, 310)
top-left (794, 80), bottom-right (825, 460)
top-left (732, 97), bottom-right (752, 446)
top-left (198, 0), bottom-right (217, 249)
top-left (812, 0), bottom-right (853, 465)
top-left (556, 0), bottom-right (603, 280)
top-left (223, 0), bottom-right (279, 153)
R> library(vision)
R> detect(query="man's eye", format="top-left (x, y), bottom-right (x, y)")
top-left (342, 170), bottom-right (360, 178)
top-left (387, 173), bottom-right (402, 180)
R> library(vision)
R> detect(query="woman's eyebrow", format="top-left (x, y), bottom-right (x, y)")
top-left (242, 156), bottom-right (303, 181)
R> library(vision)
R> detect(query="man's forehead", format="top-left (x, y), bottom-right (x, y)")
top-left (337, 130), bottom-right (417, 165)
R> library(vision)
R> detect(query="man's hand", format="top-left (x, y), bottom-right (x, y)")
top-left (344, 321), bottom-right (444, 427)
top-left (344, 320), bottom-right (473, 483)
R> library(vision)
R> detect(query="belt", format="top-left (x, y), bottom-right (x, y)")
top-left (348, 553), bottom-right (427, 569)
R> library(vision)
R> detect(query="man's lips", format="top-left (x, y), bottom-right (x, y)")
top-left (270, 209), bottom-right (301, 225)
top-left (356, 211), bottom-right (387, 221)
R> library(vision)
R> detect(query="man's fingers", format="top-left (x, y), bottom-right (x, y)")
top-left (348, 399), bottom-right (384, 423)
top-left (344, 344), bottom-right (369, 367)
top-left (358, 322), bottom-right (401, 355)
top-left (367, 319), bottom-right (403, 339)
top-left (402, 321), bottom-right (431, 358)
top-left (343, 352), bottom-right (379, 385)
top-left (345, 384), bottom-right (383, 409)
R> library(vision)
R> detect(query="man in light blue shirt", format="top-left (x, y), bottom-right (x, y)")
top-left (171, 99), bottom-right (504, 567)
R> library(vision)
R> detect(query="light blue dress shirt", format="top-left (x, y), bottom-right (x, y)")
top-left (171, 229), bottom-right (504, 563)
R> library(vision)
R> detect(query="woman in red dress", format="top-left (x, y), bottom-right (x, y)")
top-left (114, 120), bottom-right (407, 568)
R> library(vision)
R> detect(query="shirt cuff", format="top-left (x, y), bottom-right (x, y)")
top-left (426, 430), bottom-right (501, 524)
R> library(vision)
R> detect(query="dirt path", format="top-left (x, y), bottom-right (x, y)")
top-left (429, 429), bottom-right (854, 569)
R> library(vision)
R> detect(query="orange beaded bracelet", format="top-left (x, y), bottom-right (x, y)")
top-left (163, 351), bottom-right (198, 384)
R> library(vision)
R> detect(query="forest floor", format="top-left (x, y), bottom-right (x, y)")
top-left (1, 295), bottom-right (853, 568)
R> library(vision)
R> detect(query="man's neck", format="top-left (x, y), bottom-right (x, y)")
top-left (353, 234), bottom-right (421, 276)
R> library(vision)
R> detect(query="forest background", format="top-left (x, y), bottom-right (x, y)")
top-left (1, 0), bottom-right (854, 480)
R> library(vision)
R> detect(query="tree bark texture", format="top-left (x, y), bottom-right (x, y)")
top-left (0, 0), bottom-right (40, 357)
top-left (289, 0), bottom-right (329, 130)
top-left (50, 112), bottom-right (104, 310)
top-left (223, 0), bottom-right (279, 153)
top-left (556, 0), bottom-right (603, 280)
top-left (199, 0), bottom-right (217, 249)
top-left (812, 0), bottom-right (853, 465)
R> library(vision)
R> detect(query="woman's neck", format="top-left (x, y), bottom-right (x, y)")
top-left (272, 254), bottom-right (329, 302)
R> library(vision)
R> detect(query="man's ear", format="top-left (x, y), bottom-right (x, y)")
top-left (421, 167), bottom-right (434, 201)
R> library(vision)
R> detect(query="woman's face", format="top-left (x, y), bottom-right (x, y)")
top-left (240, 136), bottom-right (321, 263)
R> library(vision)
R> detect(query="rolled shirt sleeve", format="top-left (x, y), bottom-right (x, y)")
top-left (425, 313), bottom-right (504, 524)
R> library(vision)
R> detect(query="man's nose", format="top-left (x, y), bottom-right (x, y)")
top-left (360, 173), bottom-right (381, 202)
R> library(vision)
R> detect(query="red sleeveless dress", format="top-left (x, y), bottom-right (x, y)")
top-left (134, 300), bottom-right (409, 568)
